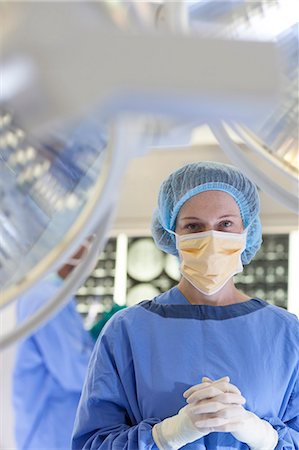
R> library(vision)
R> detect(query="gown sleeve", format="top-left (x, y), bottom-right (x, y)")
top-left (16, 279), bottom-right (93, 392)
top-left (264, 363), bottom-right (299, 450)
top-left (71, 314), bottom-right (161, 450)
top-left (31, 301), bottom-right (93, 391)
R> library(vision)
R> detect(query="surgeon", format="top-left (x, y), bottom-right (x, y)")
top-left (13, 242), bottom-right (94, 450)
top-left (72, 162), bottom-right (299, 449)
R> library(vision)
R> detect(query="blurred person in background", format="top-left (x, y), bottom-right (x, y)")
top-left (13, 242), bottom-right (94, 450)
top-left (72, 162), bottom-right (298, 450)
top-left (89, 302), bottom-right (127, 341)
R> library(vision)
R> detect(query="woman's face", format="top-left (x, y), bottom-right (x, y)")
top-left (175, 190), bottom-right (244, 235)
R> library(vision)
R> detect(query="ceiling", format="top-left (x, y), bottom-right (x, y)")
top-left (110, 126), bottom-right (298, 236)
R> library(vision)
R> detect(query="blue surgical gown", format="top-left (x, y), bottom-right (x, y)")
top-left (13, 275), bottom-right (94, 450)
top-left (72, 287), bottom-right (299, 449)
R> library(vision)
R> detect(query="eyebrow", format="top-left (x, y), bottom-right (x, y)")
top-left (218, 214), bottom-right (240, 219)
top-left (179, 214), bottom-right (240, 221)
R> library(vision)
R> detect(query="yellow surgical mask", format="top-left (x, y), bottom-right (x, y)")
top-left (174, 229), bottom-right (247, 296)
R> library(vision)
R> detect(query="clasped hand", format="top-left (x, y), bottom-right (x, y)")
top-left (152, 376), bottom-right (248, 450)
top-left (181, 375), bottom-right (248, 433)
top-left (182, 376), bottom-right (278, 450)
top-left (152, 376), bottom-right (278, 450)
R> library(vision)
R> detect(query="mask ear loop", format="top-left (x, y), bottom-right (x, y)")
top-left (166, 228), bottom-right (176, 236)
top-left (232, 227), bottom-right (249, 274)
top-left (240, 225), bottom-right (250, 255)
top-left (165, 228), bottom-right (184, 265)
top-left (165, 228), bottom-right (180, 250)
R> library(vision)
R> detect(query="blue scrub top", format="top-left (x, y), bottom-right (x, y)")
top-left (72, 287), bottom-right (299, 450)
top-left (13, 275), bottom-right (94, 450)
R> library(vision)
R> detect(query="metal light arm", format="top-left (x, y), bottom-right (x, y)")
top-left (3, 3), bottom-right (280, 134)
top-left (210, 123), bottom-right (299, 214)
top-left (0, 211), bottom-right (114, 350)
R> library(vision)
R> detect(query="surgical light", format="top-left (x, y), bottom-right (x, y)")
top-left (187, 0), bottom-right (298, 213)
top-left (0, 0), bottom-right (295, 348)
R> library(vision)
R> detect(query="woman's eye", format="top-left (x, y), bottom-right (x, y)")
top-left (219, 220), bottom-right (232, 228)
top-left (185, 223), bottom-right (201, 232)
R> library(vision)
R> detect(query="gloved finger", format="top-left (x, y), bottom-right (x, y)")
top-left (185, 381), bottom-right (241, 403)
top-left (215, 405), bottom-right (247, 420)
top-left (208, 379), bottom-right (241, 395)
top-left (194, 411), bottom-right (248, 430)
top-left (185, 385), bottom-right (224, 404)
top-left (202, 376), bottom-right (229, 384)
top-left (212, 392), bottom-right (246, 405)
top-left (184, 383), bottom-right (217, 399)
top-left (204, 420), bottom-right (247, 433)
top-left (189, 399), bottom-right (229, 415)
top-left (190, 401), bottom-right (245, 417)
top-left (200, 378), bottom-right (242, 396)
top-left (202, 376), bottom-right (212, 383)
top-left (214, 380), bottom-right (241, 395)
top-left (183, 376), bottom-right (231, 399)
top-left (194, 416), bottom-right (233, 429)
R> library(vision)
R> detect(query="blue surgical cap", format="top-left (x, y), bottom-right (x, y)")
top-left (151, 161), bottom-right (262, 265)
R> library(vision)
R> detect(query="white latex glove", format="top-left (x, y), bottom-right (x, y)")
top-left (231, 411), bottom-right (278, 450)
top-left (183, 376), bottom-right (247, 434)
top-left (196, 377), bottom-right (279, 450)
top-left (152, 377), bottom-right (245, 450)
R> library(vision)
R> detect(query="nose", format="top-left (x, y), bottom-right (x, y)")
top-left (203, 225), bottom-right (214, 232)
